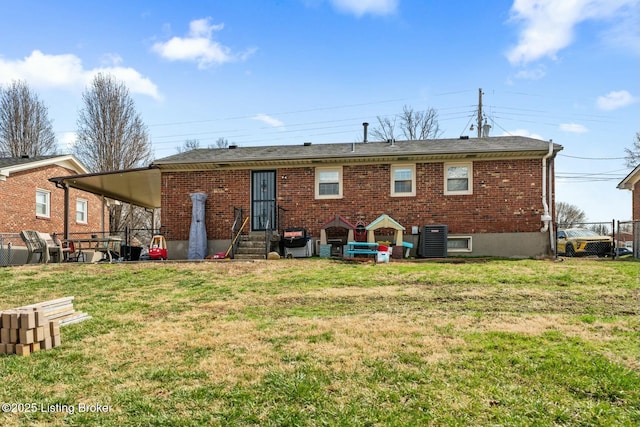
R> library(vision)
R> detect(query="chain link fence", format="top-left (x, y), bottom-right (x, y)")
top-left (0, 233), bottom-right (21, 266)
top-left (615, 220), bottom-right (640, 259)
top-left (556, 221), bottom-right (614, 258)
top-left (555, 220), bottom-right (639, 259)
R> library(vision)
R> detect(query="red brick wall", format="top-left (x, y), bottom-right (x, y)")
top-left (633, 182), bottom-right (640, 221)
top-left (0, 165), bottom-right (106, 235)
top-left (161, 158), bottom-right (550, 240)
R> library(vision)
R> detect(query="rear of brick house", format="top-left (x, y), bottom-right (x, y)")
top-left (0, 155), bottom-right (107, 264)
top-left (154, 136), bottom-right (562, 259)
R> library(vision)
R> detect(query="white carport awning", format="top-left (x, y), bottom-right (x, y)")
top-left (50, 167), bottom-right (161, 209)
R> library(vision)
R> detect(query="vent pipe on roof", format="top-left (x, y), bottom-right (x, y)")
top-left (21, 154), bottom-right (29, 159)
top-left (362, 122), bottom-right (369, 143)
top-left (228, 144), bottom-right (237, 149)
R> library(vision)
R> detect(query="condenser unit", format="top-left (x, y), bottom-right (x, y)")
top-left (419, 225), bottom-right (448, 258)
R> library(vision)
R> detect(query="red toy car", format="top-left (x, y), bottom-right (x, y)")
top-left (148, 235), bottom-right (167, 260)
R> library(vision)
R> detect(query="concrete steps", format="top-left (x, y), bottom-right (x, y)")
top-left (233, 232), bottom-right (269, 260)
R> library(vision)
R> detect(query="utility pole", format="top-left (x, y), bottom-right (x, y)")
top-left (477, 88), bottom-right (483, 138)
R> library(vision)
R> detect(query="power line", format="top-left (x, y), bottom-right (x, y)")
top-left (558, 154), bottom-right (627, 160)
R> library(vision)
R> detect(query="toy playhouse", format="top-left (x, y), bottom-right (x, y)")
top-left (318, 215), bottom-right (357, 258)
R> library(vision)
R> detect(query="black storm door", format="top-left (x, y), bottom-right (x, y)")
top-left (251, 170), bottom-right (276, 231)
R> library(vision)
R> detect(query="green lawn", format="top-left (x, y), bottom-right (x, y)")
top-left (0, 258), bottom-right (639, 426)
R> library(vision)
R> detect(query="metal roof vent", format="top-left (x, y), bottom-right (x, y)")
top-left (303, 142), bottom-right (312, 146)
top-left (228, 144), bottom-right (237, 149)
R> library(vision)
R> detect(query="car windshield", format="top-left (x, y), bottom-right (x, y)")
top-left (565, 229), bottom-right (602, 238)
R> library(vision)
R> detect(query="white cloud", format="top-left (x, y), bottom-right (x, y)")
top-left (506, 0), bottom-right (636, 65)
top-left (253, 114), bottom-right (284, 128)
top-left (596, 90), bottom-right (637, 111)
top-left (0, 50), bottom-right (161, 100)
top-left (152, 17), bottom-right (255, 69)
top-left (330, 0), bottom-right (398, 17)
top-left (559, 123), bottom-right (588, 133)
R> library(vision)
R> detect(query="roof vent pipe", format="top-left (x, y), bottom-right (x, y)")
top-left (362, 122), bottom-right (369, 143)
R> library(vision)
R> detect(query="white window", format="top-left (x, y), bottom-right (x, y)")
top-left (444, 162), bottom-right (472, 195)
top-left (391, 165), bottom-right (416, 197)
top-left (315, 167), bottom-right (342, 199)
top-left (76, 199), bottom-right (88, 224)
top-left (35, 189), bottom-right (50, 218)
top-left (448, 236), bottom-right (472, 252)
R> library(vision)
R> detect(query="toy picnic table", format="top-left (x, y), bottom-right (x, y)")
top-left (345, 242), bottom-right (380, 264)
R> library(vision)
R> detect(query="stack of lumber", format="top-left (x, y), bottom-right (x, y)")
top-left (0, 296), bottom-right (91, 357)
top-left (18, 296), bottom-right (91, 327)
top-left (0, 308), bottom-right (60, 356)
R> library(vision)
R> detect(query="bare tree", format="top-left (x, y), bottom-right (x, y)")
top-left (556, 202), bottom-right (587, 228)
top-left (176, 139), bottom-right (201, 153)
top-left (215, 137), bottom-right (229, 149)
top-left (370, 105), bottom-right (441, 142)
top-left (399, 105), bottom-right (442, 140)
top-left (74, 73), bottom-right (154, 234)
top-left (370, 115), bottom-right (397, 141)
top-left (623, 131), bottom-right (640, 168)
top-left (0, 80), bottom-right (56, 157)
top-left (74, 73), bottom-right (152, 172)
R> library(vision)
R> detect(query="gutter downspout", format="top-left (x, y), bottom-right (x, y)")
top-left (540, 140), bottom-right (554, 252)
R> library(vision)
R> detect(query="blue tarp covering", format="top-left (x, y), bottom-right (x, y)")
top-left (187, 192), bottom-right (208, 259)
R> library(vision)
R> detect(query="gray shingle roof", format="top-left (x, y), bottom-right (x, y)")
top-left (0, 155), bottom-right (61, 168)
top-left (153, 136), bottom-right (562, 167)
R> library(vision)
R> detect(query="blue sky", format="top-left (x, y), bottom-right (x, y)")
top-left (0, 0), bottom-right (638, 221)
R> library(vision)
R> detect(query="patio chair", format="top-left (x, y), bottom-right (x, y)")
top-left (37, 232), bottom-right (64, 263)
top-left (20, 230), bottom-right (46, 263)
top-left (62, 240), bottom-right (84, 262)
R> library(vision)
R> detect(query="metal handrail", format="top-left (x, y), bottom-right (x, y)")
top-left (264, 219), bottom-right (272, 259)
top-left (277, 205), bottom-right (288, 235)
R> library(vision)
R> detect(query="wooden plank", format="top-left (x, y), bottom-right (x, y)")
top-left (59, 313), bottom-right (92, 326)
top-left (19, 329), bottom-right (34, 345)
top-left (40, 336), bottom-right (52, 350)
top-left (15, 343), bottom-right (30, 357)
top-left (34, 326), bottom-right (46, 342)
top-left (19, 311), bottom-right (36, 329)
top-left (18, 296), bottom-right (75, 310)
top-left (49, 320), bottom-right (60, 337)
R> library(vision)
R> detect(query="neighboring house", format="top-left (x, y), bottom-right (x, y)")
top-left (617, 165), bottom-right (640, 258)
top-left (617, 164), bottom-right (640, 221)
top-left (152, 136), bottom-right (562, 258)
top-left (0, 155), bottom-right (106, 238)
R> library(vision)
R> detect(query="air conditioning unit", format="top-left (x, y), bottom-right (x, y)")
top-left (419, 225), bottom-right (448, 258)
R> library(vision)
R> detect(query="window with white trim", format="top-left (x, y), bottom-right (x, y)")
top-left (76, 199), bottom-right (88, 224)
top-left (444, 162), bottom-right (472, 195)
top-left (391, 164), bottom-right (416, 197)
top-left (315, 167), bottom-right (342, 199)
top-left (448, 236), bottom-right (472, 252)
top-left (35, 189), bottom-right (50, 217)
